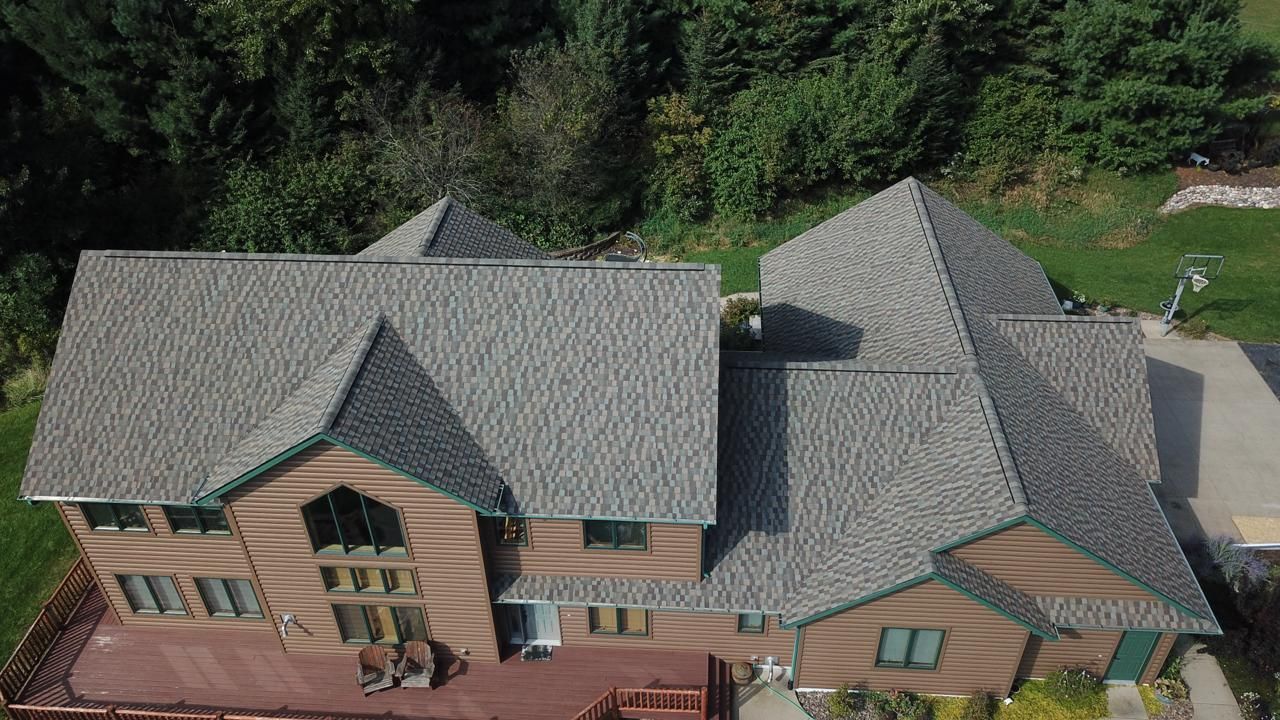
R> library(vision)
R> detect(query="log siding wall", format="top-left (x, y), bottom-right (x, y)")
top-left (556, 607), bottom-right (795, 664)
top-left (1141, 633), bottom-right (1176, 685)
top-left (949, 523), bottom-right (1160, 600)
top-left (1017, 629), bottom-right (1122, 679)
top-left (486, 519), bottom-right (702, 580)
top-left (59, 503), bottom-right (272, 633)
top-left (225, 442), bottom-right (500, 661)
top-left (796, 580), bottom-right (1029, 696)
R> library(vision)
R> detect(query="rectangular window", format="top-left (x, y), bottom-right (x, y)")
top-left (164, 506), bottom-right (231, 535)
top-left (583, 520), bottom-right (647, 550)
top-left (737, 612), bottom-right (765, 634)
top-left (588, 606), bottom-right (648, 636)
top-left (320, 567), bottom-right (415, 595)
top-left (116, 575), bottom-right (185, 615)
top-left (332, 604), bottom-right (428, 645)
top-left (496, 517), bottom-right (528, 546)
top-left (875, 628), bottom-right (945, 670)
top-left (195, 578), bottom-right (263, 618)
top-left (82, 503), bottom-right (148, 532)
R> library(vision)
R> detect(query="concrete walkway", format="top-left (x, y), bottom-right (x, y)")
top-left (734, 675), bottom-right (812, 720)
top-left (1181, 641), bottom-right (1244, 720)
top-left (1106, 685), bottom-right (1148, 719)
top-left (1144, 338), bottom-right (1280, 545)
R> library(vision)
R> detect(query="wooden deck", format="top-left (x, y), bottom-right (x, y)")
top-left (17, 587), bottom-right (709, 720)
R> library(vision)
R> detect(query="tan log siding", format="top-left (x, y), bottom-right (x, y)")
top-left (59, 503), bottom-right (272, 632)
top-left (950, 523), bottom-right (1159, 600)
top-left (1140, 633), bottom-right (1177, 685)
top-left (557, 607), bottom-right (794, 664)
top-left (487, 519), bottom-right (702, 580)
top-left (1017, 629), bottom-right (1121, 679)
top-left (796, 580), bottom-right (1029, 695)
top-left (225, 442), bottom-right (500, 661)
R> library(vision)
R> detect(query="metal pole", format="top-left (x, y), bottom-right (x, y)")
top-left (1161, 278), bottom-right (1188, 337)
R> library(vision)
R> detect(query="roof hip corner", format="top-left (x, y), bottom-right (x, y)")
top-left (906, 178), bottom-right (976, 357)
top-left (319, 314), bottom-right (386, 430)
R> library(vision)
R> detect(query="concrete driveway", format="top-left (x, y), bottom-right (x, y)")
top-left (1145, 338), bottom-right (1280, 546)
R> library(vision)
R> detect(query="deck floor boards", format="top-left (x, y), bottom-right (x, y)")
top-left (19, 588), bottom-right (707, 720)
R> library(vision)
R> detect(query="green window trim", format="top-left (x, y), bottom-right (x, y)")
top-left (81, 503), bottom-right (149, 532)
top-left (331, 604), bottom-right (428, 645)
top-left (164, 505), bottom-right (231, 535)
top-left (875, 627), bottom-right (945, 671)
top-left (737, 612), bottom-right (765, 634)
top-left (116, 574), bottom-right (186, 615)
top-left (496, 517), bottom-right (529, 546)
top-left (588, 606), bottom-right (649, 636)
top-left (319, 566), bottom-right (416, 596)
top-left (582, 520), bottom-right (648, 551)
top-left (302, 486), bottom-right (408, 557)
top-left (194, 577), bottom-right (264, 618)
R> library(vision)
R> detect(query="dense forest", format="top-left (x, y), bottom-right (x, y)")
top-left (0, 0), bottom-right (1276, 398)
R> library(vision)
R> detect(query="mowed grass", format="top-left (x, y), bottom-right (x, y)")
top-left (1243, 0), bottom-right (1280, 48)
top-left (0, 402), bottom-right (77, 663)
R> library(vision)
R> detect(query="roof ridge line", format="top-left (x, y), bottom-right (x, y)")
top-left (418, 196), bottom-right (453, 255)
top-left (963, 356), bottom-right (1028, 509)
top-left (319, 314), bottom-right (386, 431)
top-left (906, 178), bottom-right (976, 357)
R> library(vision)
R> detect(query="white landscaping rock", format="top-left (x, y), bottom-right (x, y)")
top-left (1160, 185), bottom-right (1280, 214)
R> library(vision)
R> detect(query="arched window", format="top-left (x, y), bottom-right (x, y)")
top-left (302, 486), bottom-right (406, 556)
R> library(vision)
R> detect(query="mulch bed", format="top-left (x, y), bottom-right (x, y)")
top-left (1175, 165), bottom-right (1280, 189)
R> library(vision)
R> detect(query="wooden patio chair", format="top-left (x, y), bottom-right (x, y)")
top-left (396, 640), bottom-right (436, 689)
top-left (356, 644), bottom-right (395, 695)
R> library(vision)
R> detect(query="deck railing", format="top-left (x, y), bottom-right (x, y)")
top-left (570, 686), bottom-right (707, 720)
top-left (0, 558), bottom-right (96, 706)
top-left (4, 706), bottom-right (386, 720)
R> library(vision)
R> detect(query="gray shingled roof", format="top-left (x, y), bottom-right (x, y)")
top-left (359, 197), bottom-right (548, 260)
top-left (22, 252), bottom-right (719, 521)
top-left (494, 180), bottom-right (1214, 635)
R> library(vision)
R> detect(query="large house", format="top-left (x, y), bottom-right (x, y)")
top-left (13, 181), bottom-right (1217, 718)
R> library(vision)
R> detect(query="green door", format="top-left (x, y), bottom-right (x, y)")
top-left (1105, 631), bottom-right (1160, 682)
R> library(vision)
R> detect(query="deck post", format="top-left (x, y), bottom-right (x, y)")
top-left (106, 705), bottom-right (118, 720)
top-left (699, 686), bottom-right (709, 720)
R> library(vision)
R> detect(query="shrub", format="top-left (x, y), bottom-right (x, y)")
top-left (1160, 654), bottom-right (1185, 682)
top-left (3, 362), bottom-right (48, 408)
top-left (1153, 678), bottom-right (1189, 701)
top-left (1204, 535), bottom-right (1270, 591)
top-left (961, 73), bottom-right (1062, 193)
top-left (868, 689), bottom-right (929, 720)
top-left (720, 297), bottom-right (760, 351)
top-left (960, 690), bottom-right (992, 720)
top-left (646, 94), bottom-right (712, 221)
top-left (1044, 666), bottom-right (1103, 703)
top-left (827, 684), bottom-right (858, 720)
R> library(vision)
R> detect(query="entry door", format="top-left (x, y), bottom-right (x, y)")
top-left (1105, 631), bottom-right (1160, 682)
top-left (506, 604), bottom-right (561, 646)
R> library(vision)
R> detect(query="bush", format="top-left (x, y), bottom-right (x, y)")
top-left (827, 684), bottom-right (858, 720)
top-left (646, 94), bottom-right (712, 221)
top-left (961, 73), bottom-right (1062, 192)
top-left (1160, 654), bottom-right (1185, 682)
top-left (1044, 667), bottom-right (1103, 704)
top-left (1153, 678), bottom-right (1189, 701)
top-left (960, 690), bottom-right (992, 720)
top-left (707, 58), bottom-right (920, 218)
top-left (720, 296), bottom-right (760, 351)
top-left (1204, 535), bottom-right (1270, 592)
top-left (3, 363), bottom-right (48, 408)
top-left (876, 690), bottom-right (929, 720)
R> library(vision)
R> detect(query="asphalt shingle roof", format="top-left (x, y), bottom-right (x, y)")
top-left (22, 252), bottom-right (719, 521)
top-left (359, 197), bottom-right (548, 260)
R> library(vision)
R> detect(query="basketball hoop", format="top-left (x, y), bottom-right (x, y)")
top-left (1190, 274), bottom-right (1209, 293)
top-left (1160, 253), bottom-right (1224, 336)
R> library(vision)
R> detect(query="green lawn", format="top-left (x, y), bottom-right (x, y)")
top-left (0, 402), bottom-right (77, 664)
top-left (668, 172), bottom-right (1280, 343)
top-left (1243, 0), bottom-right (1280, 48)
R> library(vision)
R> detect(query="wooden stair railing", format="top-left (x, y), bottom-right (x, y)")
top-left (0, 557), bottom-right (96, 707)
top-left (569, 689), bottom-right (619, 720)
top-left (570, 685), bottom-right (709, 720)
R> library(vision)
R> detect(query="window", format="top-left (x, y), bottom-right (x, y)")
top-left (875, 628), bottom-right (945, 670)
top-left (165, 506), bottom-right (231, 535)
top-left (588, 606), bottom-right (648, 636)
top-left (81, 503), bottom-right (148, 532)
top-left (320, 567), bottom-right (415, 595)
top-left (583, 520), bottom-right (647, 550)
top-left (332, 604), bottom-right (428, 644)
top-left (116, 575), bottom-right (185, 614)
top-left (496, 517), bottom-right (528, 546)
top-left (302, 486), bottom-right (406, 556)
top-left (737, 612), bottom-right (765, 634)
top-left (195, 578), bottom-right (263, 618)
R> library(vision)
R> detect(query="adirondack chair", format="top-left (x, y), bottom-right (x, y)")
top-left (356, 645), bottom-right (395, 695)
top-left (396, 640), bottom-right (436, 689)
